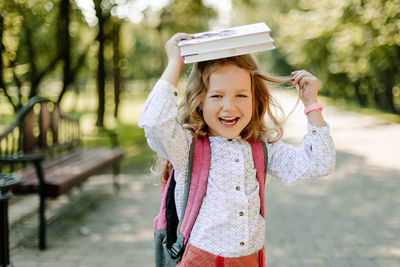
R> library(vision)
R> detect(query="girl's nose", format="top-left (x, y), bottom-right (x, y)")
top-left (222, 97), bottom-right (235, 111)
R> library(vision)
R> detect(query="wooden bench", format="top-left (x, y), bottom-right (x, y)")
top-left (0, 96), bottom-right (124, 250)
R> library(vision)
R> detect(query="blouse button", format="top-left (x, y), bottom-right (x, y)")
top-left (239, 212), bottom-right (244, 216)
top-left (234, 158), bottom-right (239, 162)
top-left (312, 129), bottom-right (317, 135)
top-left (236, 186), bottom-right (240, 191)
top-left (240, 242), bottom-right (245, 246)
top-left (173, 91), bottom-right (178, 96)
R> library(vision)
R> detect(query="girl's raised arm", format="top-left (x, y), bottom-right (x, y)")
top-left (160, 33), bottom-right (192, 86)
top-left (267, 70), bottom-right (335, 183)
top-left (139, 33), bottom-right (193, 175)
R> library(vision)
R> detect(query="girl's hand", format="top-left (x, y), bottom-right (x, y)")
top-left (161, 33), bottom-right (193, 86)
top-left (165, 32), bottom-right (193, 70)
top-left (291, 70), bottom-right (319, 107)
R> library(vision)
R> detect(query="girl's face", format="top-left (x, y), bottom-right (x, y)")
top-left (202, 64), bottom-right (253, 139)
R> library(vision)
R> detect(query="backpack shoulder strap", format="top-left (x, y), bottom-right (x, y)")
top-left (249, 140), bottom-right (268, 217)
top-left (153, 169), bottom-right (175, 234)
top-left (170, 137), bottom-right (210, 260)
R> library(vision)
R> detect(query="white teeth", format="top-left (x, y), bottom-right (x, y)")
top-left (221, 117), bottom-right (236, 120)
top-left (219, 117), bottom-right (238, 125)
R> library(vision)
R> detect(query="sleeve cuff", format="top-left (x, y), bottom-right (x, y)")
top-left (138, 79), bottom-right (179, 128)
top-left (158, 79), bottom-right (179, 99)
top-left (307, 122), bottom-right (330, 137)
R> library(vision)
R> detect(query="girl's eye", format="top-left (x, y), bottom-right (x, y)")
top-left (210, 95), bottom-right (222, 98)
top-left (237, 94), bottom-right (248, 98)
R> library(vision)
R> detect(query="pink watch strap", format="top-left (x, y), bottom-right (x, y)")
top-left (304, 103), bottom-right (324, 115)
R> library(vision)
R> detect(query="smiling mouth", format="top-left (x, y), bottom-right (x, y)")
top-left (219, 116), bottom-right (239, 125)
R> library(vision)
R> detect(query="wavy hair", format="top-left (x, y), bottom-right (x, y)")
top-left (157, 54), bottom-right (294, 185)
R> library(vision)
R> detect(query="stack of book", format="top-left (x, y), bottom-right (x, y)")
top-left (178, 22), bottom-right (275, 64)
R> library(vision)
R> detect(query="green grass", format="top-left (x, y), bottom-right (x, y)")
top-left (71, 95), bottom-right (157, 174)
top-left (82, 123), bottom-right (157, 174)
top-left (111, 123), bottom-right (156, 174)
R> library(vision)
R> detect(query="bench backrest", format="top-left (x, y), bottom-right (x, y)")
top-left (0, 96), bottom-right (80, 171)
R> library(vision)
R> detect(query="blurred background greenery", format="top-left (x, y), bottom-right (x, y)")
top-left (1, 0), bottom-right (400, 171)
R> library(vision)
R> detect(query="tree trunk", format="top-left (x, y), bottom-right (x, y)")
top-left (24, 19), bottom-right (38, 99)
top-left (382, 69), bottom-right (398, 114)
top-left (23, 9), bottom-right (60, 103)
top-left (354, 80), bottom-right (367, 107)
top-left (112, 20), bottom-right (121, 118)
top-left (0, 14), bottom-right (4, 91)
top-left (0, 14), bottom-right (16, 111)
top-left (57, 0), bottom-right (72, 104)
top-left (94, 0), bottom-right (106, 127)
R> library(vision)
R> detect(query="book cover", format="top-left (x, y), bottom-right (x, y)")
top-left (178, 22), bottom-right (271, 46)
top-left (180, 32), bottom-right (273, 56)
top-left (178, 22), bottom-right (275, 63)
top-left (183, 41), bottom-right (275, 64)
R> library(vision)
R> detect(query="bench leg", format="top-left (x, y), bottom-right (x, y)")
top-left (0, 198), bottom-right (10, 267)
top-left (112, 162), bottom-right (120, 192)
top-left (33, 161), bottom-right (46, 250)
top-left (39, 187), bottom-right (46, 250)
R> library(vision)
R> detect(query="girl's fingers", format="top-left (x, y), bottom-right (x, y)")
top-left (172, 32), bottom-right (193, 43)
top-left (291, 70), bottom-right (305, 82)
top-left (291, 70), bottom-right (319, 104)
top-left (292, 70), bottom-right (308, 87)
top-left (299, 76), bottom-right (313, 89)
top-left (292, 70), bottom-right (316, 90)
top-left (165, 32), bottom-right (195, 63)
top-left (166, 33), bottom-right (192, 48)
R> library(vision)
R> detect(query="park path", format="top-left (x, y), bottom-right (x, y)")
top-left (9, 88), bottom-right (400, 267)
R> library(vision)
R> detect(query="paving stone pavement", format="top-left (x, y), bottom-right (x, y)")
top-left (8, 89), bottom-right (400, 267)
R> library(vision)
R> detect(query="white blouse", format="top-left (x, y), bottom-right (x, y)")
top-left (139, 79), bottom-right (335, 257)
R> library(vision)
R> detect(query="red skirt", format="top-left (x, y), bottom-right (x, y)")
top-left (177, 243), bottom-right (265, 267)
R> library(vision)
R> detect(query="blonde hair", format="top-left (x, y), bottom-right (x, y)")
top-left (157, 54), bottom-right (293, 185)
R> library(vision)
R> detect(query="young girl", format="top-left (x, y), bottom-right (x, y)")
top-left (139, 33), bottom-right (335, 266)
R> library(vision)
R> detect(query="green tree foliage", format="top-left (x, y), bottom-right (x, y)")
top-left (1, 0), bottom-right (126, 128)
top-left (1, 0), bottom-right (60, 110)
top-left (0, 0), bottom-right (93, 110)
top-left (230, 0), bottom-right (297, 74)
top-left (275, 0), bottom-right (400, 113)
top-left (233, 0), bottom-right (400, 113)
top-left (157, 0), bottom-right (217, 35)
top-left (125, 0), bottom-right (218, 83)
top-left (156, 0), bottom-right (217, 72)
top-left (1, 0), bottom-right (220, 126)
top-left (124, 23), bottom-right (162, 82)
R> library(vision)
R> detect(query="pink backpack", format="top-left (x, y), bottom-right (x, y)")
top-left (153, 137), bottom-right (267, 266)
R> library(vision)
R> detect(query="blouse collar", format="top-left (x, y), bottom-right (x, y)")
top-left (209, 135), bottom-right (243, 143)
